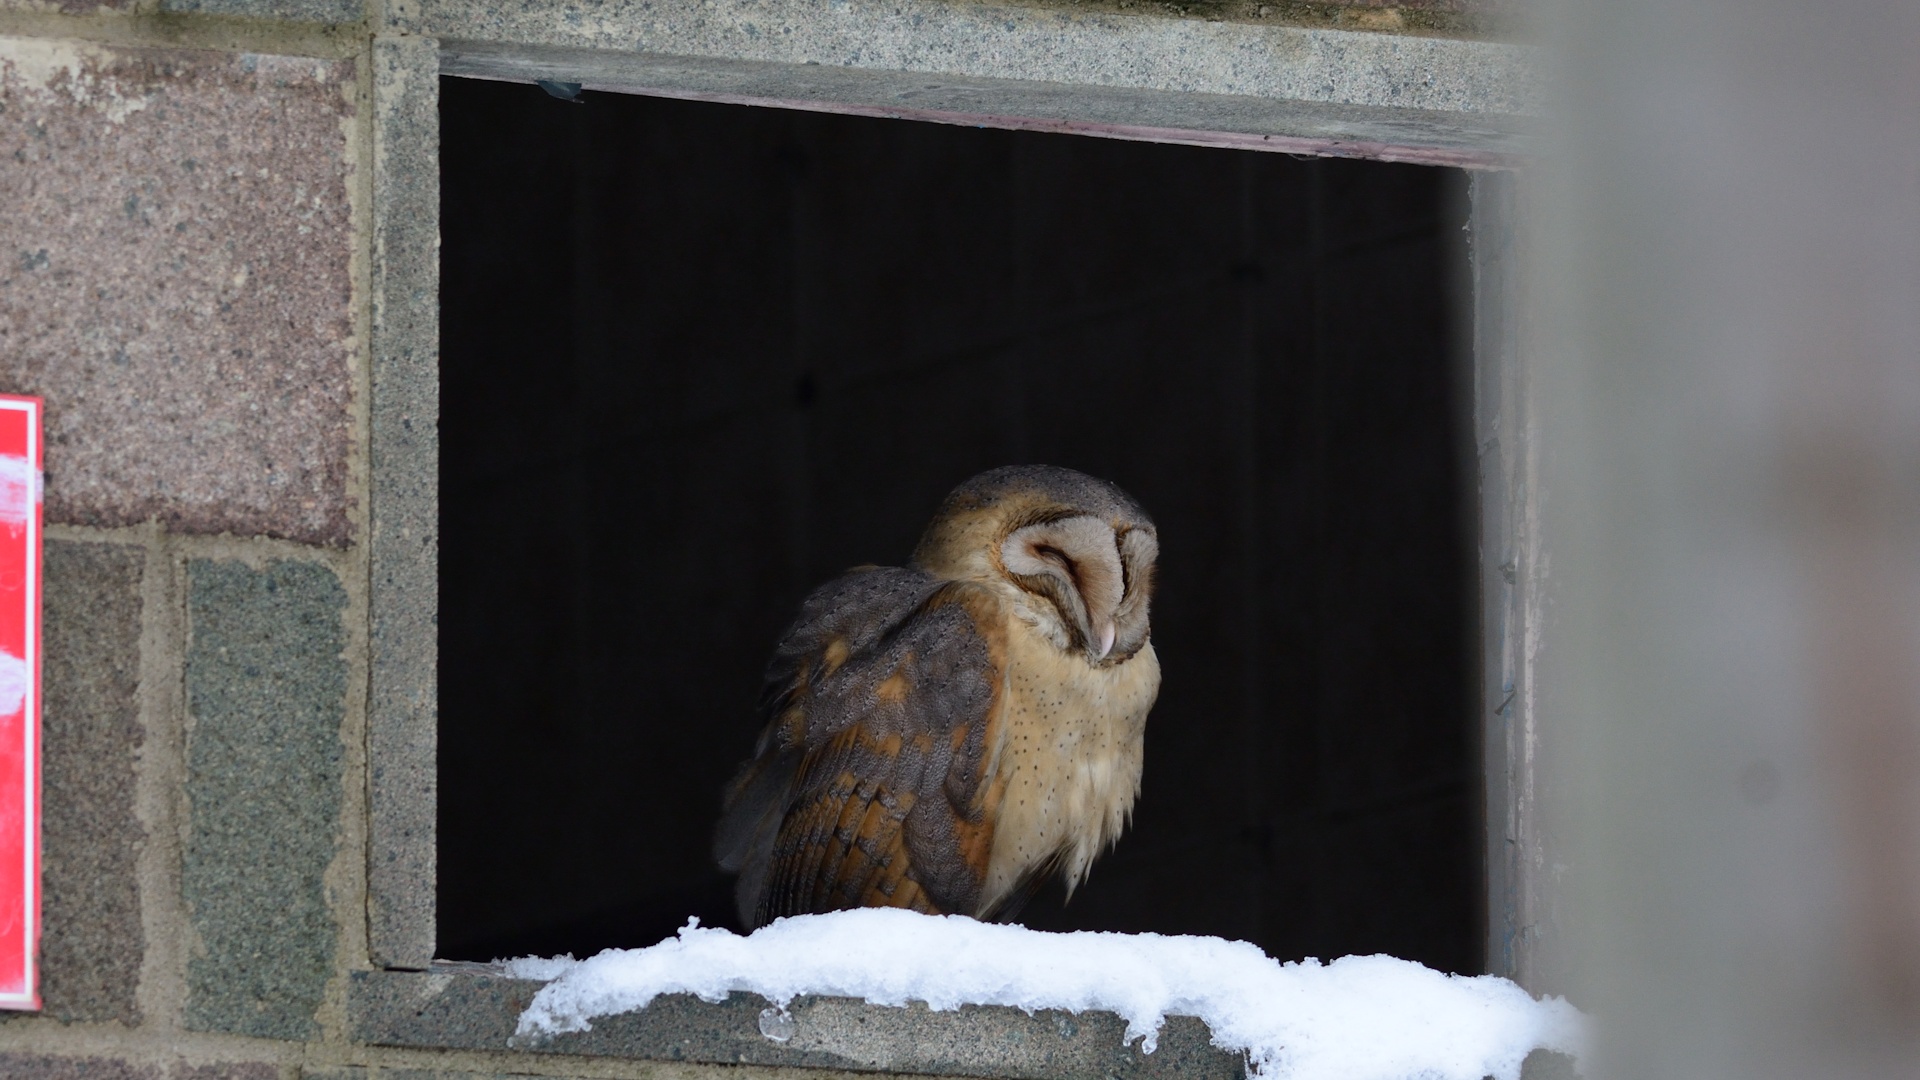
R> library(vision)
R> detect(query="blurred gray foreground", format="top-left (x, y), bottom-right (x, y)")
top-left (1540, 0), bottom-right (1920, 1076)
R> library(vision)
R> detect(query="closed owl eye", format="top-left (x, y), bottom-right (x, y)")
top-left (1031, 543), bottom-right (1078, 581)
top-left (1001, 518), bottom-right (1125, 662)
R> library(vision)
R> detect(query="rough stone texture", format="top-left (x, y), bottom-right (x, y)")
top-left (0, 1060), bottom-right (280, 1080)
top-left (36, 540), bottom-right (145, 1024)
top-left (299, 1070), bottom-right (448, 1080)
top-left (0, 39), bottom-right (357, 546)
top-left (0, 1058), bottom-right (281, 1080)
top-left (366, 34), bottom-right (438, 971)
top-left (1024, 0), bottom-right (1520, 22)
top-left (0, 1054), bottom-right (159, 1080)
top-left (0, 2), bottom-right (131, 12)
top-left (1326, 0), bottom-right (1496, 7)
top-left (302, 1071), bottom-right (498, 1080)
top-left (301, 1060), bottom-right (929, 1068)
top-left (349, 971), bottom-right (1243, 1080)
top-left (183, 558), bottom-right (346, 1040)
top-left (303, 1060), bottom-right (940, 1068)
top-left (176, 1064), bottom-right (281, 1080)
top-left (397, 0), bottom-right (1539, 116)
top-left (307, 1065), bottom-right (971, 1080)
top-left (159, 0), bottom-right (364, 21)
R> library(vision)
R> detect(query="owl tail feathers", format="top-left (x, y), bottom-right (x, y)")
top-left (977, 850), bottom-right (1066, 924)
top-left (714, 753), bottom-right (799, 927)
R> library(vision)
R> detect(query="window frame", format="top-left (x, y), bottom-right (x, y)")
top-left (360, 23), bottom-right (1552, 1072)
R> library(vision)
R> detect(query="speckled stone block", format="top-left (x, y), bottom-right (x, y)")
top-left (0, 39), bottom-right (356, 545)
top-left (0, 1055), bottom-right (158, 1080)
top-left (37, 540), bottom-right (146, 1024)
top-left (183, 558), bottom-right (346, 1040)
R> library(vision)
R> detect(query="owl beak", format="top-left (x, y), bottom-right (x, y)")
top-left (1093, 621), bottom-right (1116, 662)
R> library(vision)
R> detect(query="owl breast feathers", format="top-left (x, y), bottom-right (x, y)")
top-left (715, 465), bottom-right (1161, 928)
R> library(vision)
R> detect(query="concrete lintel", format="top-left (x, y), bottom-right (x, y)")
top-left (397, 0), bottom-right (1537, 117)
top-left (348, 968), bottom-right (1243, 1080)
top-left (441, 38), bottom-right (1532, 167)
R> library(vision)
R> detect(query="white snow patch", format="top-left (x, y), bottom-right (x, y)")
top-left (0, 455), bottom-right (41, 527)
top-left (0, 650), bottom-right (25, 717)
top-left (506, 909), bottom-right (1583, 1080)
top-left (0, 38), bottom-right (153, 122)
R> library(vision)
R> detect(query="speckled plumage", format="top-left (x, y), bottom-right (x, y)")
top-left (716, 466), bottom-right (1161, 928)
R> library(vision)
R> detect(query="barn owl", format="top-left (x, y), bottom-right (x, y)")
top-left (715, 465), bottom-right (1161, 928)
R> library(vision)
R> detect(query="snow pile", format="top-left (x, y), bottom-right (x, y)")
top-left (505, 909), bottom-right (1583, 1080)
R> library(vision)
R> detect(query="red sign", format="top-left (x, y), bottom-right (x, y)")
top-left (0, 396), bottom-right (41, 1010)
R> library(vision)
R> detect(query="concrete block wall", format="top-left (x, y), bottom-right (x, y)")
top-left (0, 1), bottom-right (1529, 1077)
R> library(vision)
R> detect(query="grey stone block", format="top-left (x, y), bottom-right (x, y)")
top-left (348, 969), bottom-right (1243, 1080)
top-left (367, 33), bottom-right (439, 971)
top-left (0, 40), bottom-right (357, 545)
top-left (37, 540), bottom-right (146, 1024)
top-left (0, 1054), bottom-right (158, 1080)
top-left (159, 0), bottom-right (365, 21)
top-left (183, 558), bottom-right (347, 1040)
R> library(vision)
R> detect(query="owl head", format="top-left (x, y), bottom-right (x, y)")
top-left (912, 465), bottom-right (1158, 666)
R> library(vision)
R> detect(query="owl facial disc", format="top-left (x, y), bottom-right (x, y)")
top-left (1000, 515), bottom-right (1127, 664)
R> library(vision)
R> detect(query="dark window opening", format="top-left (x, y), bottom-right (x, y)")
top-left (437, 75), bottom-right (1480, 975)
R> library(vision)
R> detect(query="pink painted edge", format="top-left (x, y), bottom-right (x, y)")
top-left (0, 394), bottom-right (40, 1012)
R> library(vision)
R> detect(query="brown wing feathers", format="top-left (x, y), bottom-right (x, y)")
top-left (715, 567), bottom-right (1006, 927)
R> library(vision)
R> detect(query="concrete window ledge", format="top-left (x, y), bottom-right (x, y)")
top-left (347, 966), bottom-right (1578, 1080)
top-left (348, 965), bottom-right (1240, 1079)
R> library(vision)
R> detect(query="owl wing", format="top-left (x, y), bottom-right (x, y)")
top-left (714, 566), bottom-right (1007, 928)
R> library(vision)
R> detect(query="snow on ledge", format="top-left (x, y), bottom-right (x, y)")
top-left (504, 909), bottom-right (1584, 1080)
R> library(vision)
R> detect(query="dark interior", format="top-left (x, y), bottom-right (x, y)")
top-left (437, 75), bottom-right (1481, 973)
